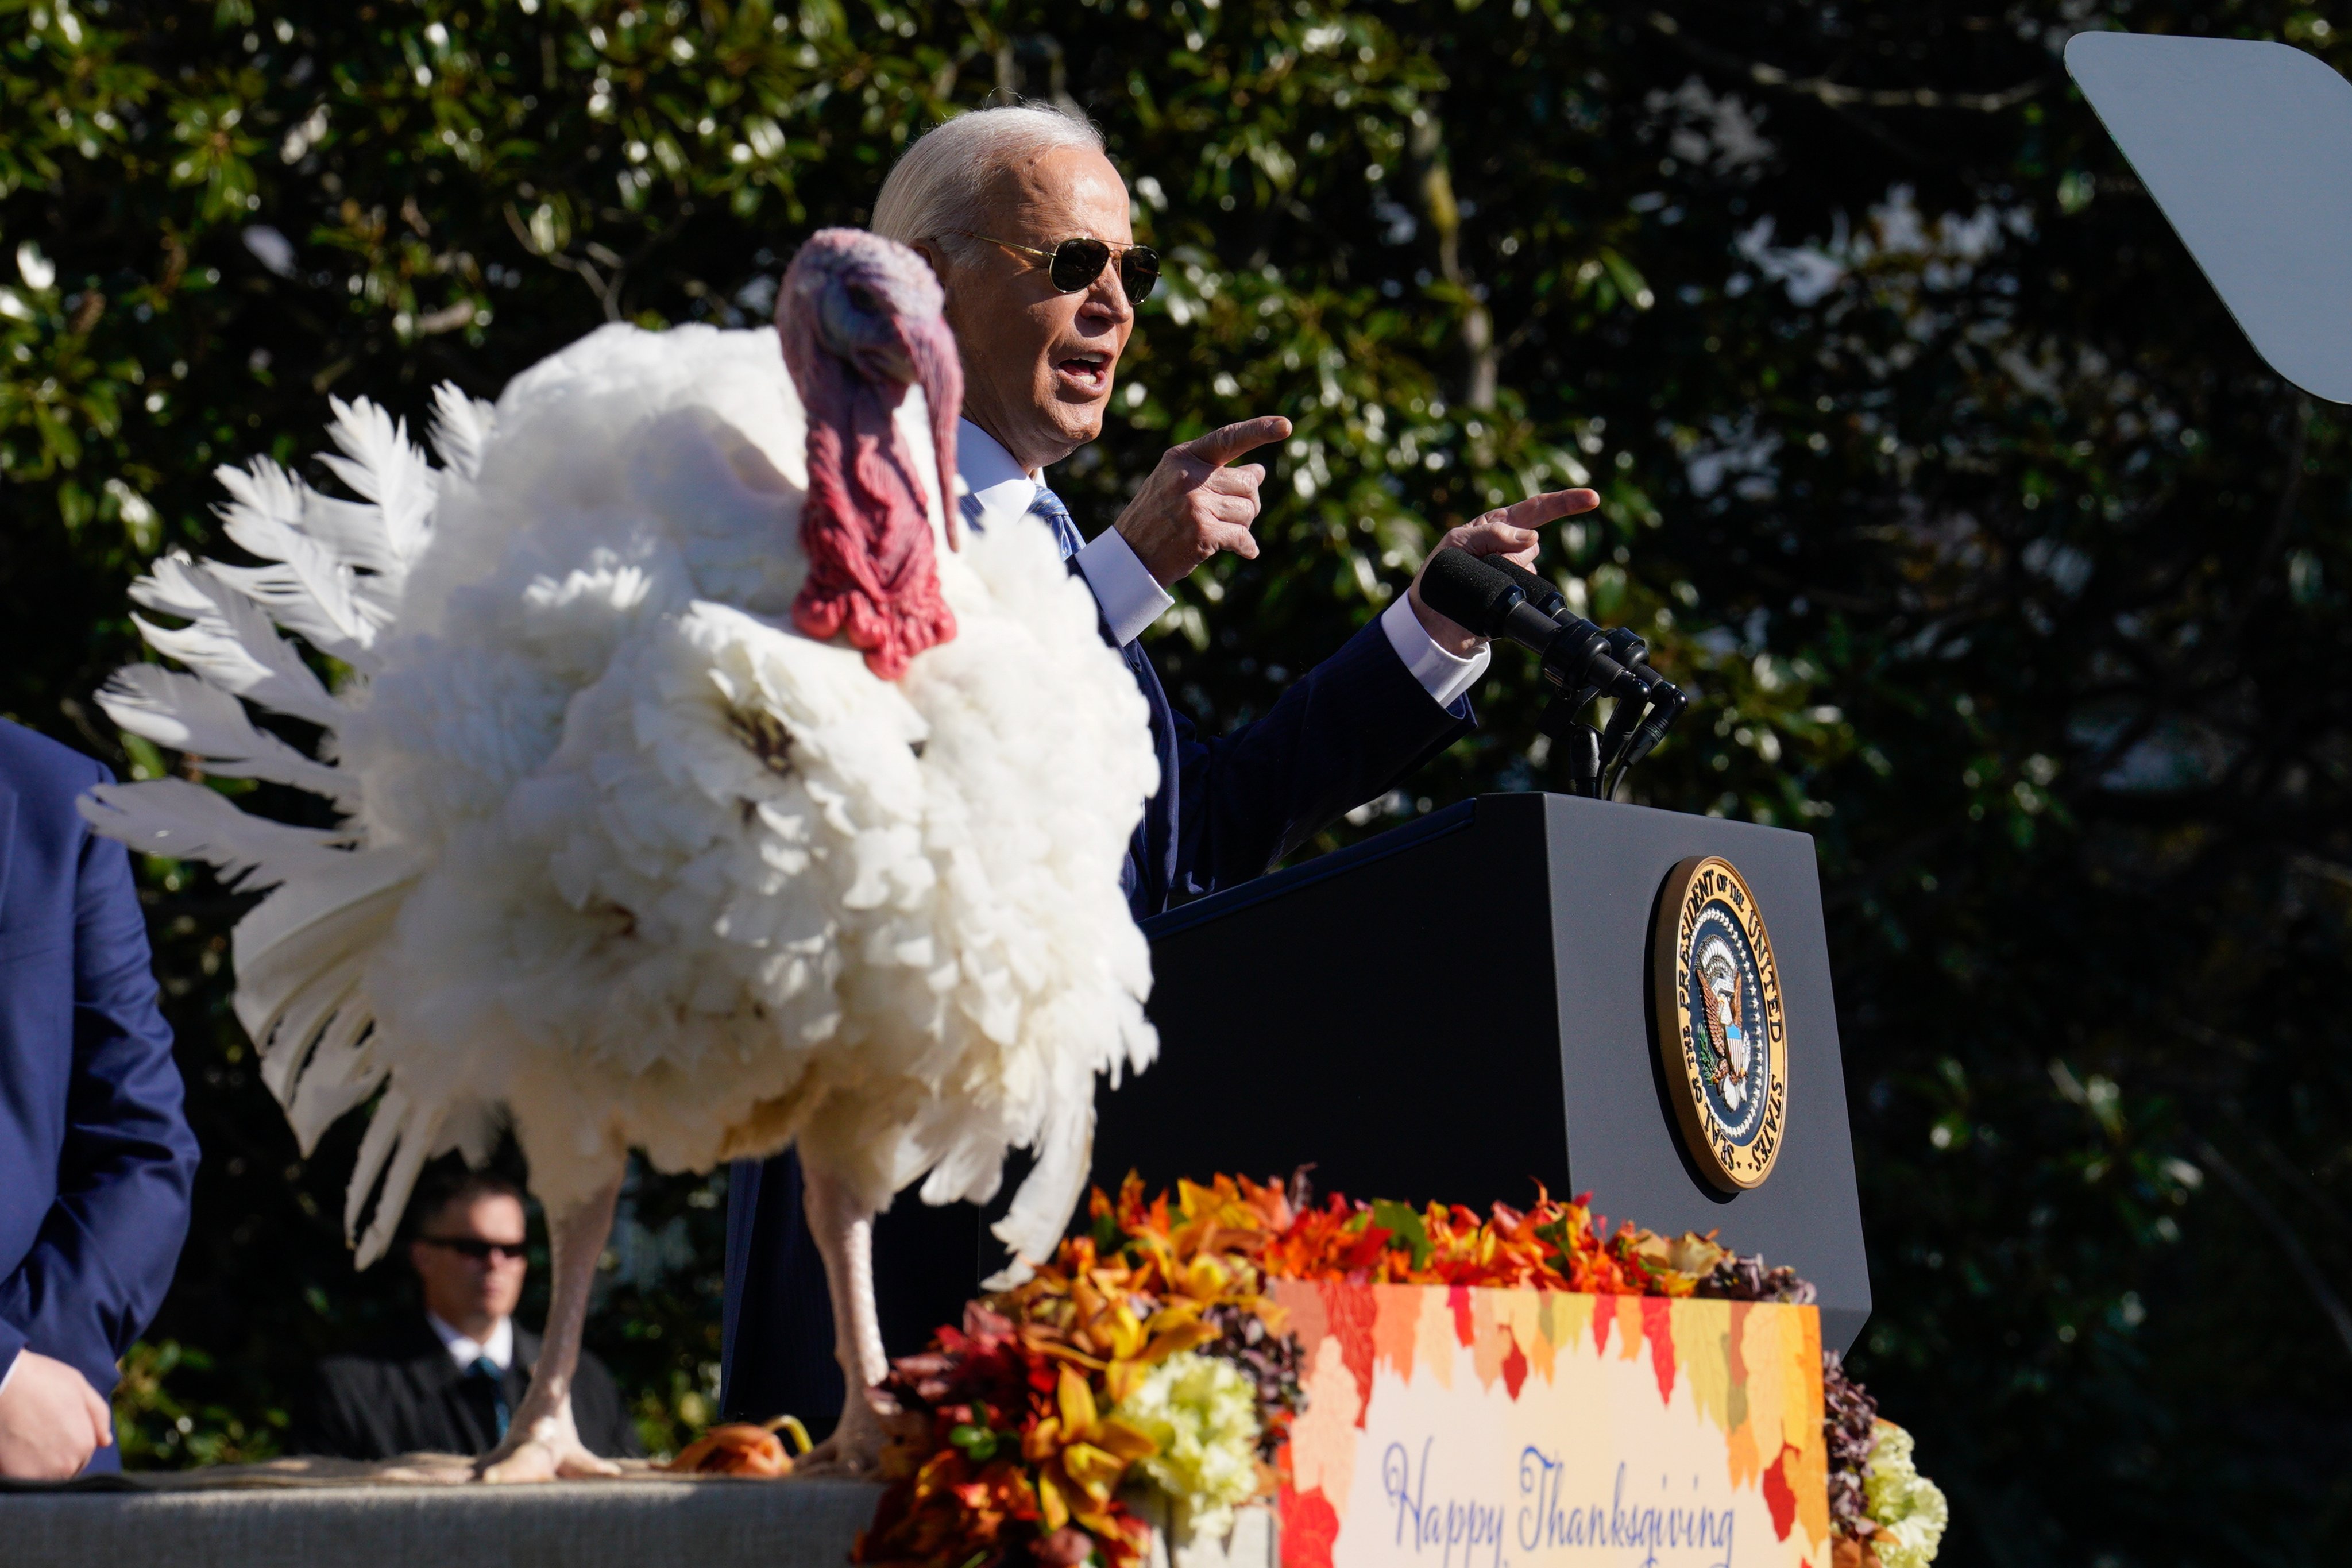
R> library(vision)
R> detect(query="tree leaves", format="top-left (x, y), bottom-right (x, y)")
top-left (11, 5), bottom-right (2352, 1552)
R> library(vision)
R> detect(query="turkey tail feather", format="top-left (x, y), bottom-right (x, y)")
top-left (232, 848), bottom-right (420, 1046)
top-left (210, 459), bottom-right (380, 666)
top-left (345, 1087), bottom-right (450, 1268)
top-left (268, 978), bottom-right (383, 1156)
top-left (321, 396), bottom-right (437, 574)
top-left (428, 382), bottom-right (499, 480)
top-left (78, 777), bottom-right (353, 888)
top-left (95, 666), bottom-right (360, 810)
top-left (983, 1091), bottom-right (1096, 1291)
top-left (129, 555), bottom-right (343, 730)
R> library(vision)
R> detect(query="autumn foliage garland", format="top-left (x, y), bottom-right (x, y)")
top-left (851, 1175), bottom-right (1939, 1568)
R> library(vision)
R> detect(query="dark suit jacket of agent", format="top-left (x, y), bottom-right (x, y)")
top-left (720, 600), bottom-right (1475, 1425)
top-left (0, 721), bottom-right (201, 1474)
top-left (298, 1316), bottom-right (642, 1461)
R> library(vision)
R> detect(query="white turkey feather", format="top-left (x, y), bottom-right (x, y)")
top-left (86, 316), bottom-right (1157, 1282)
top-left (95, 665), bottom-right (360, 808)
top-left (78, 776), bottom-right (354, 887)
top-left (204, 561), bottom-right (381, 672)
top-left (279, 1005), bottom-right (385, 1155)
top-left (429, 383), bottom-right (499, 480)
top-left (210, 457), bottom-right (383, 661)
top-left (345, 1086), bottom-right (450, 1266)
top-left (319, 396), bottom-right (438, 576)
top-left (230, 848), bottom-right (419, 1046)
top-left (129, 554), bottom-right (344, 729)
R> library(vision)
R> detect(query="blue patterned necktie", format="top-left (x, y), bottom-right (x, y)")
top-left (1027, 484), bottom-right (1084, 562)
top-left (960, 481), bottom-right (1083, 560)
top-left (468, 1355), bottom-right (510, 1439)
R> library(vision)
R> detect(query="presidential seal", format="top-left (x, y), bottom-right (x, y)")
top-left (1652, 855), bottom-right (1788, 1191)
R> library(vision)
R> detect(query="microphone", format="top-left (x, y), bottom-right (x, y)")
top-left (1482, 557), bottom-right (1677, 696)
top-left (1458, 551), bottom-right (1696, 796)
top-left (1418, 549), bottom-right (1646, 700)
top-left (1485, 555), bottom-right (1569, 620)
top-left (1618, 684), bottom-right (1690, 774)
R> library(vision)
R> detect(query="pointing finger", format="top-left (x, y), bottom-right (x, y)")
top-left (1494, 488), bottom-right (1600, 531)
top-left (1179, 415), bottom-right (1293, 468)
top-left (1451, 520), bottom-right (1540, 551)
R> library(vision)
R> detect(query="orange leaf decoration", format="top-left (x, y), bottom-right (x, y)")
top-left (667, 1423), bottom-right (793, 1478)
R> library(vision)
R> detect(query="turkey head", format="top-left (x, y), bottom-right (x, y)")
top-left (778, 229), bottom-right (965, 680)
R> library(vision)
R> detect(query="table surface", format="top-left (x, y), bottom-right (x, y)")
top-left (0, 1470), bottom-right (1277, 1568)
top-left (0, 1474), bottom-right (886, 1568)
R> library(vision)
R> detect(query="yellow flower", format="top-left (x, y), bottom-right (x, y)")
top-left (1113, 1351), bottom-right (1264, 1542)
top-left (1027, 1366), bottom-right (1158, 1534)
top-left (1864, 1419), bottom-right (1949, 1568)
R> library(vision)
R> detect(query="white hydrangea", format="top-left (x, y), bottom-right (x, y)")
top-left (1864, 1418), bottom-right (1949, 1568)
top-left (1114, 1351), bottom-right (1263, 1540)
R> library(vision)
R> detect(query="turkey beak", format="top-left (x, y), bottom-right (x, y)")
top-left (901, 314), bottom-right (965, 549)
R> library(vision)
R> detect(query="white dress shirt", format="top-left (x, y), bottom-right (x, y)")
top-left (425, 1310), bottom-right (515, 1373)
top-left (955, 419), bottom-right (1489, 709)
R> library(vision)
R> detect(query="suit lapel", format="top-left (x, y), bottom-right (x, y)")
top-left (1121, 640), bottom-right (1179, 918)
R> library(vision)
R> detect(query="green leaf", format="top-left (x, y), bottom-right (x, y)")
top-left (1369, 1198), bottom-right (1432, 1269)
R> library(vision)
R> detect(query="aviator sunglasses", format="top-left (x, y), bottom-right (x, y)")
top-left (417, 1235), bottom-right (529, 1263)
top-left (949, 231), bottom-right (1160, 303)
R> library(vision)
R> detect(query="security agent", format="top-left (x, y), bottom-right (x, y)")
top-left (299, 1168), bottom-right (640, 1462)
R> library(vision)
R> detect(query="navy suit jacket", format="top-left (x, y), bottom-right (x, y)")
top-left (0, 721), bottom-right (199, 1470)
top-left (720, 592), bottom-right (1473, 1423)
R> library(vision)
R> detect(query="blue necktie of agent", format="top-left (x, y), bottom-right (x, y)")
top-left (468, 1356), bottom-right (510, 1440)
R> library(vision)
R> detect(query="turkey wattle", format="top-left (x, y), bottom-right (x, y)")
top-left (80, 230), bottom-right (1160, 1478)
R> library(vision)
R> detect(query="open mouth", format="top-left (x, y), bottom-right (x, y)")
top-left (1052, 351), bottom-right (1113, 394)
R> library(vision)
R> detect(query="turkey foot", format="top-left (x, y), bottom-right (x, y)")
top-left (791, 1162), bottom-right (891, 1477)
top-left (477, 1173), bottom-right (625, 1482)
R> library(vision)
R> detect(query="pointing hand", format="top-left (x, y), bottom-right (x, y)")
top-left (1111, 416), bottom-right (1295, 588)
top-left (1408, 488), bottom-right (1604, 658)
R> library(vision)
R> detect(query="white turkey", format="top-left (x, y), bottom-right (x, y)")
top-left (79, 230), bottom-right (1160, 1478)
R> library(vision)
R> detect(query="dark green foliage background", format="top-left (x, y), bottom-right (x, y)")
top-left (7, 0), bottom-right (2351, 1557)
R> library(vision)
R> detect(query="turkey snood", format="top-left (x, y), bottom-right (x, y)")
top-left (780, 227), bottom-right (965, 680)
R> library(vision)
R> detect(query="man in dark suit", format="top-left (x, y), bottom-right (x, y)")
top-left (299, 1168), bottom-right (639, 1461)
top-left (0, 719), bottom-right (200, 1479)
top-left (721, 103), bottom-right (1600, 1427)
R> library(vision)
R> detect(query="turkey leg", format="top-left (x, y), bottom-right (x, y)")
top-left (794, 1162), bottom-right (891, 1475)
top-left (476, 1172), bottom-right (625, 1482)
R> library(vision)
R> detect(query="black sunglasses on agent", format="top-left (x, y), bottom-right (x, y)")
top-left (418, 1235), bottom-right (529, 1264)
top-left (948, 231), bottom-right (1160, 303)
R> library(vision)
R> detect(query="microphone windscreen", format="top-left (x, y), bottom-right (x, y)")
top-left (1418, 547), bottom-right (1519, 638)
top-left (1485, 555), bottom-right (1563, 613)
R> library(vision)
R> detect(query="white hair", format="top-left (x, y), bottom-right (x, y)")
top-left (872, 102), bottom-right (1107, 269)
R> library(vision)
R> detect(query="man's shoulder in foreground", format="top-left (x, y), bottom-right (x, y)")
top-left (0, 719), bottom-right (110, 808)
top-left (0, 719), bottom-right (109, 786)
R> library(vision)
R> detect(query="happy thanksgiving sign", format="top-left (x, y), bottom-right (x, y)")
top-left (1274, 1285), bottom-right (1830, 1568)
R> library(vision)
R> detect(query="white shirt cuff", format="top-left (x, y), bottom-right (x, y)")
top-left (1072, 529), bottom-right (1175, 647)
top-left (1380, 593), bottom-right (1490, 710)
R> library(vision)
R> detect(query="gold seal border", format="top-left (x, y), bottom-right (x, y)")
top-left (1651, 855), bottom-right (1789, 1192)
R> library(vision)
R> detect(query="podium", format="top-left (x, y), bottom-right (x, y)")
top-left (1091, 791), bottom-right (1872, 1353)
top-left (736, 789), bottom-right (1875, 1425)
